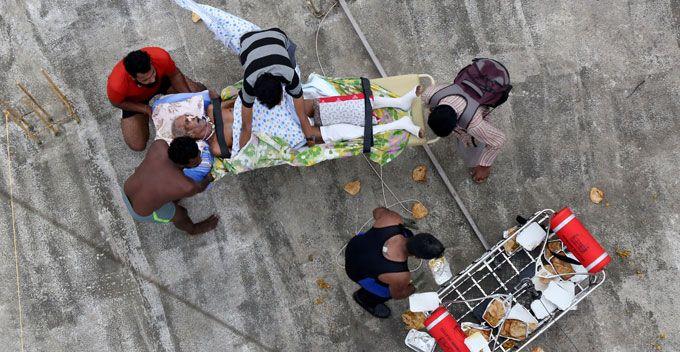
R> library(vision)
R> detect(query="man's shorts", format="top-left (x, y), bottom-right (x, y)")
top-left (357, 277), bottom-right (392, 298)
top-left (121, 77), bottom-right (172, 119)
top-left (122, 190), bottom-right (176, 224)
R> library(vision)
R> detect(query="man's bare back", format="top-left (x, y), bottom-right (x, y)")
top-left (124, 140), bottom-right (196, 215)
top-left (122, 139), bottom-right (218, 235)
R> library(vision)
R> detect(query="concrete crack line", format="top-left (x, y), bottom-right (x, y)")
top-left (0, 187), bottom-right (276, 352)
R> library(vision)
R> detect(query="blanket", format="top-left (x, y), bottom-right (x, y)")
top-left (212, 76), bottom-right (412, 178)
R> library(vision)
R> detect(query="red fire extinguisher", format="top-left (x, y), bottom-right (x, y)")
top-left (424, 307), bottom-right (470, 352)
top-left (550, 207), bottom-right (611, 273)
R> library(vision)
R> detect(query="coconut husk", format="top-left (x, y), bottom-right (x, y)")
top-left (500, 319), bottom-right (528, 340)
top-left (502, 340), bottom-right (516, 349)
top-left (550, 256), bottom-right (574, 280)
top-left (589, 187), bottom-right (604, 204)
top-left (504, 236), bottom-right (520, 254)
top-left (412, 165), bottom-right (427, 183)
top-left (401, 310), bottom-right (426, 330)
top-left (412, 202), bottom-right (429, 219)
top-left (463, 326), bottom-right (491, 340)
top-left (316, 278), bottom-right (331, 290)
top-left (343, 180), bottom-right (361, 196)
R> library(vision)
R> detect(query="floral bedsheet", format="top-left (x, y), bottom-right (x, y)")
top-left (212, 76), bottom-right (411, 178)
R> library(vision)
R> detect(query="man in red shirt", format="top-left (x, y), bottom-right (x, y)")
top-left (107, 47), bottom-right (210, 151)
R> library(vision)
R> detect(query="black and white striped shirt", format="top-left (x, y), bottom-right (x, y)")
top-left (238, 28), bottom-right (302, 108)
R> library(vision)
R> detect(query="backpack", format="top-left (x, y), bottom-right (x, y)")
top-left (428, 58), bottom-right (512, 129)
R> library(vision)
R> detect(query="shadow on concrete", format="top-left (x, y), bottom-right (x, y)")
top-left (0, 188), bottom-right (276, 352)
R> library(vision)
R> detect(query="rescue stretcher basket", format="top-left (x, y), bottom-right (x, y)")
top-left (437, 209), bottom-right (606, 351)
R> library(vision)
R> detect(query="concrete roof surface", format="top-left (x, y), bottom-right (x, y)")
top-left (0, 0), bottom-right (679, 351)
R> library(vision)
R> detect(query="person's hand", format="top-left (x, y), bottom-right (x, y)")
top-left (305, 136), bottom-right (317, 147)
top-left (471, 165), bottom-right (491, 183)
top-left (206, 173), bottom-right (215, 183)
top-left (145, 105), bottom-right (153, 117)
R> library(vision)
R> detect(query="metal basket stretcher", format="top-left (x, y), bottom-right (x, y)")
top-left (436, 209), bottom-right (607, 351)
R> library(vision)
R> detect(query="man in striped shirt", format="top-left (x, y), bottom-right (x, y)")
top-left (423, 85), bottom-right (506, 183)
top-left (237, 28), bottom-right (314, 148)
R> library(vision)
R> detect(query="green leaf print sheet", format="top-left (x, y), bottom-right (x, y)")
top-left (212, 76), bottom-right (411, 179)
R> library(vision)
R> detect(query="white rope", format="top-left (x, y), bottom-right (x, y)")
top-left (4, 112), bottom-right (26, 352)
top-left (361, 154), bottom-right (413, 215)
top-left (315, 1), bottom-right (423, 274)
top-left (314, 1), bottom-right (338, 76)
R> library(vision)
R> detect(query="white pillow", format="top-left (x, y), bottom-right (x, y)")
top-left (151, 95), bottom-right (205, 143)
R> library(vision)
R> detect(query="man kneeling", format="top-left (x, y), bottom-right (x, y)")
top-left (122, 137), bottom-right (218, 235)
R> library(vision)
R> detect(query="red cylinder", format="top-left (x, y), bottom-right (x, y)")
top-left (424, 307), bottom-right (470, 352)
top-left (550, 207), bottom-right (611, 273)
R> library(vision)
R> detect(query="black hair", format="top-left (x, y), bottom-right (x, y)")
top-left (406, 233), bottom-right (445, 259)
top-left (254, 73), bottom-right (284, 109)
top-left (427, 105), bottom-right (458, 137)
top-left (123, 50), bottom-right (152, 77)
top-left (168, 136), bottom-right (199, 166)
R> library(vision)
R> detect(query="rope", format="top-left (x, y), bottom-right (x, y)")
top-left (4, 112), bottom-right (25, 352)
top-left (360, 154), bottom-right (413, 215)
top-left (313, 0), bottom-right (416, 217)
top-left (314, 1), bottom-right (338, 76)
top-left (315, 1), bottom-right (424, 275)
top-left (335, 199), bottom-right (424, 272)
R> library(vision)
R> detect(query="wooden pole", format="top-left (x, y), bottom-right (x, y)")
top-left (3, 109), bottom-right (39, 144)
top-left (41, 69), bottom-right (80, 124)
top-left (17, 83), bottom-right (59, 135)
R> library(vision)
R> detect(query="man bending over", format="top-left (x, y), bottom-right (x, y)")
top-left (344, 207), bottom-right (445, 318)
top-left (107, 47), bottom-right (211, 151)
top-left (122, 137), bottom-right (218, 235)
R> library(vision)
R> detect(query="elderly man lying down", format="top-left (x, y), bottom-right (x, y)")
top-left (170, 86), bottom-right (424, 158)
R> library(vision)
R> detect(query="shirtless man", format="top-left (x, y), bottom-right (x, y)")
top-left (122, 137), bottom-right (219, 235)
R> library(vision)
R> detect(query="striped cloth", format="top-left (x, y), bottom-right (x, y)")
top-left (238, 28), bottom-right (302, 108)
top-left (422, 84), bottom-right (506, 167)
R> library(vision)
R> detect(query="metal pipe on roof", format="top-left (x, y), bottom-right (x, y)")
top-left (337, 0), bottom-right (490, 250)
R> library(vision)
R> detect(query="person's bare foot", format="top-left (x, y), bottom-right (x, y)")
top-left (190, 214), bottom-right (220, 235)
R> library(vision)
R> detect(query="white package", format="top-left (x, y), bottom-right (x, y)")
top-left (516, 222), bottom-right (547, 251)
top-left (464, 332), bottom-right (491, 352)
top-left (543, 281), bottom-right (576, 310)
top-left (408, 292), bottom-right (440, 313)
top-left (405, 329), bottom-right (436, 352)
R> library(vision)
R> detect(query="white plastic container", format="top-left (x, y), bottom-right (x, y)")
top-left (531, 297), bottom-right (557, 320)
top-left (543, 281), bottom-right (576, 310)
top-left (516, 222), bottom-right (547, 251)
top-left (428, 256), bottom-right (453, 285)
top-left (405, 329), bottom-right (436, 352)
top-left (408, 292), bottom-right (440, 313)
top-left (464, 332), bottom-right (491, 352)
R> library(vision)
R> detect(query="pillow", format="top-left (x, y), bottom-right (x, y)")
top-left (151, 93), bottom-right (207, 142)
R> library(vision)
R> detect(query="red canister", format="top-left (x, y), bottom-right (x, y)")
top-left (424, 307), bottom-right (470, 352)
top-left (550, 207), bottom-right (611, 273)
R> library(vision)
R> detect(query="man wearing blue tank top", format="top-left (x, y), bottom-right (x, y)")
top-left (345, 207), bottom-right (445, 318)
